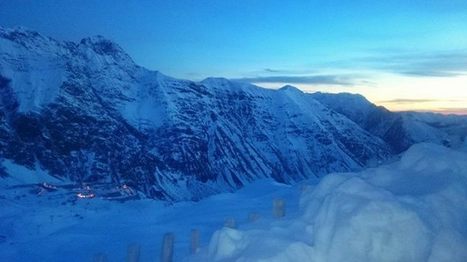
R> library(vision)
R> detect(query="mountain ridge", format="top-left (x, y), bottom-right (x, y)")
top-left (311, 92), bottom-right (467, 152)
top-left (1, 27), bottom-right (464, 201)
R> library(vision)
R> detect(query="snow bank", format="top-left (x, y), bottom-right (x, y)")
top-left (201, 143), bottom-right (467, 262)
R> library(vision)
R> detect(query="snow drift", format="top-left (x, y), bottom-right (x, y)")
top-left (202, 143), bottom-right (467, 262)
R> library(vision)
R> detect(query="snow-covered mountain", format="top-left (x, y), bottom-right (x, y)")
top-left (2, 26), bottom-right (457, 201)
top-left (311, 92), bottom-right (467, 153)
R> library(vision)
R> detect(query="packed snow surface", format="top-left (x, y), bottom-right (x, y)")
top-left (198, 143), bottom-right (467, 262)
top-left (0, 178), bottom-right (302, 261)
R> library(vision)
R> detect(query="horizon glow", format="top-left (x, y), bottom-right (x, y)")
top-left (259, 74), bottom-right (467, 115)
top-left (0, 0), bottom-right (466, 114)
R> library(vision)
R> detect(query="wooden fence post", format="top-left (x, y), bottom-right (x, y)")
top-left (126, 243), bottom-right (140, 262)
top-left (273, 199), bottom-right (285, 218)
top-left (224, 217), bottom-right (236, 228)
top-left (248, 212), bottom-right (260, 222)
top-left (300, 184), bottom-right (310, 194)
top-left (190, 229), bottom-right (200, 254)
top-left (161, 232), bottom-right (175, 262)
top-left (93, 253), bottom-right (107, 262)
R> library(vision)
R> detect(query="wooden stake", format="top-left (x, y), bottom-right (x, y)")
top-left (273, 199), bottom-right (285, 218)
top-left (161, 232), bottom-right (175, 262)
top-left (190, 229), bottom-right (200, 254)
top-left (224, 217), bottom-right (236, 228)
top-left (300, 184), bottom-right (311, 194)
top-left (248, 212), bottom-right (260, 222)
top-left (93, 253), bottom-right (107, 262)
top-left (126, 243), bottom-right (140, 262)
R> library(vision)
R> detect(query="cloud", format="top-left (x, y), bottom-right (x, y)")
top-left (378, 98), bottom-right (462, 104)
top-left (233, 50), bottom-right (467, 88)
top-left (378, 98), bottom-right (441, 104)
top-left (262, 68), bottom-right (313, 74)
top-left (397, 70), bottom-right (458, 77)
top-left (360, 50), bottom-right (467, 77)
top-left (417, 107), bottom-right (467, 117)
top-left (264, 68), bottom-right (284, 73)
top-left (232, 75), bottom-right (355, 86)
top-left (430, 108), bottom-right (467, 115)
top-left (316, 50), bottom-right (467, 78)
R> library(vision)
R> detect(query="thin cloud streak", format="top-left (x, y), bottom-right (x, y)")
top-left (427, 108), bottom-right (467, 115)
top-left (317, 50), bottom-right (467, 78)
top-left (378, 98), bottom-right (461, 104)
top-left (263, 68), bottom-right (314, 75)
top-left (236, 50), bottom-right (467, 89)
top-left (232, 75), bottom-right (355, 86)
top-left (359, 50), bottom-right (467, 77)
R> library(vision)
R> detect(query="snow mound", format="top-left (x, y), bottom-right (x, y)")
top-left (201, 143), bottom-right (467, 262)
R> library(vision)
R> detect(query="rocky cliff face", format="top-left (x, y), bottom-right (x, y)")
top-left (0, 27), bottom-right (394, 200)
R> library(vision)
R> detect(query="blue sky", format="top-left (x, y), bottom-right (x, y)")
top-left (1, 0), bottom-right (466, 113)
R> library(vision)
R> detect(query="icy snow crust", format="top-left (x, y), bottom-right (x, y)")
top-left (199, 143), bottom-right (467, 262)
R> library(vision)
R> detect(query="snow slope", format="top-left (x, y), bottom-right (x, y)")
top-left (0, 178), bottom-right (304, 262)
top-left (200, 143), bottom-right (467, 262)
top-left (2, 143), bottom-right (465, 262)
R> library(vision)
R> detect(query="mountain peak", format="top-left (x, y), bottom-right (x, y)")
top-left (312, 92), bottom-right (373, 107)
top-left (201, 77), bottom-right (264, 95)
top-left (0, 26), bottom-right (60, 49)
top-left (201, 77), bottom-right (231, 85)
top-left (80, 36), bottom-right (123, 55)
top-left (78, 35), bottom-right (133, 64)
top-left (279, 85), bottom-right (302, 93)
top-left (0, 26), bottom-right (42, 38)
